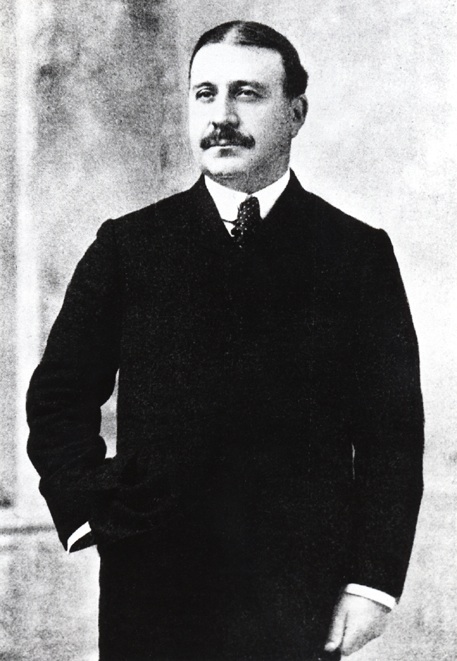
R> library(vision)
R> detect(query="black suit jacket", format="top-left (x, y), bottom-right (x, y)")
top-left (27, 172), bottom-right (423, 602)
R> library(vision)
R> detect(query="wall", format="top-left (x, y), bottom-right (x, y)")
top-left (0, 0), bottom-right (455, 658)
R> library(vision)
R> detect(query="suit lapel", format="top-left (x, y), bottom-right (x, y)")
top-left (182, 176), bottom-right (235, 254)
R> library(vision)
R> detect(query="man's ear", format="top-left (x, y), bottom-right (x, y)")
top-left (290, 95), bottom-right (307, 137)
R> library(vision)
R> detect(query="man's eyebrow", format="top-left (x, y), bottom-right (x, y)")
top-left (190, 80), bottom-right (270, 93)
top-left (229, 80), bottom-right (270, 94)
top-left (190, 82), bottom-right (216, 91)
top-left (231, 80), bottom-right (269, 90)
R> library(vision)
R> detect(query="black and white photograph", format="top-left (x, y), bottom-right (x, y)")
top-left (0, 2), bottom-right (455, 659)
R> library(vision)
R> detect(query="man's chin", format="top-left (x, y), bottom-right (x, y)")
top-left (201, 157), bottom-right (247, 183)
top-left (204, 169), bottom-right (248, 189)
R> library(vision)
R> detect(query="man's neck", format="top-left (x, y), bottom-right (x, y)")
top-left (204, 167), bottom-right (290, 195)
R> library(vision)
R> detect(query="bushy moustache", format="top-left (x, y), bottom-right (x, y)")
top-left (200, 126), bottom-right (255, 150)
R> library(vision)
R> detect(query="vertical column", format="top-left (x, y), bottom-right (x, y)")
top-left (0, 0), bottom-right (17, 508)
top-left (14, 0), bottom-right (47, 522)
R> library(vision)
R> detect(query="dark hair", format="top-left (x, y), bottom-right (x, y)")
top-left (189, 21), bottom-right (308, 99)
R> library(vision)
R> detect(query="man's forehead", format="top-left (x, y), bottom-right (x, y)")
top-left (189, 43), bottom-right (285, 86)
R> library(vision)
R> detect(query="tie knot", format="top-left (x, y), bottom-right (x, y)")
top-left (239, 196), bottom-right (260, 217)
top-left (232, 196), bottom-right (261, 247)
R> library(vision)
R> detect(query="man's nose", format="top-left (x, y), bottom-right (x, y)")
top-left (210, 95), bottom-right (239, 127)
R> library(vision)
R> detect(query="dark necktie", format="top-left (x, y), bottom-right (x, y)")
top-left (232, 196), bottom-right (261, 248)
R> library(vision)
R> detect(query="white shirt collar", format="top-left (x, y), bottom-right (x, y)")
top-left (204, 169), bottom-right (291, 221)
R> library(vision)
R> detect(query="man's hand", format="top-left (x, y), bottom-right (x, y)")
top-left (324, 593), bottom-right (390, 656)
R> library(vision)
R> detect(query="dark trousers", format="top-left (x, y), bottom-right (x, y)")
top-left (98, 530), bottom-right (341, 661)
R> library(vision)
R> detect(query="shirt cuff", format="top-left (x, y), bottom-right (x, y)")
top-left (344, 584), bottom-right (397, 610)
top-left (67, 521), bottom-right (94, 554)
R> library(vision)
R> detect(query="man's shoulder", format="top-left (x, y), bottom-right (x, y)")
top-left (304, 188), bottom-right (382, 241)
top-left (288, 176), bottom-right (389, 259)
top-left (107, 184), bottom-right (200, 239)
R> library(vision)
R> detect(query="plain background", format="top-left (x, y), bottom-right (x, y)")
top-left (0, 1), bottom-right (456, 659)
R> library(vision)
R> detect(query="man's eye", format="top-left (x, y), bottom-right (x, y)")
top-left (196, 89), bottom-right (214, 101)
top-left (237, 89), bottom-right (259, 99)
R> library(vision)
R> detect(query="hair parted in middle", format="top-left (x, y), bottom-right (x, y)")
top-left (189, 21), bottom-right (308, 99)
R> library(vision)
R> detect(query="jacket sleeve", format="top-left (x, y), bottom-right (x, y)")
top-left (349, 229), bottom-right (424, 599)
top-left (27, 219), bottom-right (123, 548)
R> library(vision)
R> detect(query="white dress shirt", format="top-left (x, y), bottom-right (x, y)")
top-left (68, 169), bottom-right (396, 611)
top-left (205, 168), bottom-right (291, 227)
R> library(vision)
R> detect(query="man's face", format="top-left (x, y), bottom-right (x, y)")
top-left (188, 43), bottom-right (304, 193)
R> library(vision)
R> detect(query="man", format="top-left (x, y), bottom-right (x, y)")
top-left (27, 21), bottom-right (424, 661)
